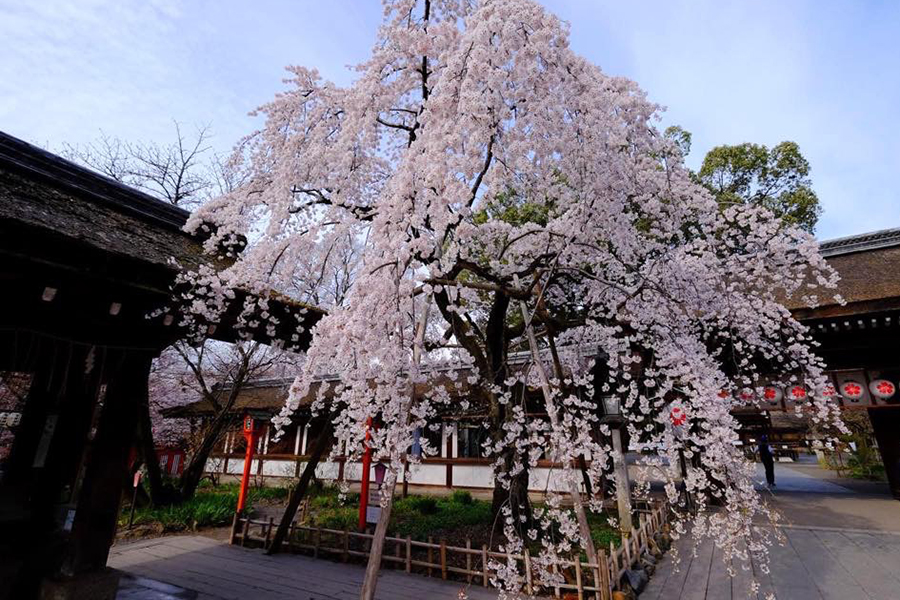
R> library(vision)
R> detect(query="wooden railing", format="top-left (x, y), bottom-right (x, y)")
top-left (231, 500), bottom-right (668, 600)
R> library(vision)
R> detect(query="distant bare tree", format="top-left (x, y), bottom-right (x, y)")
top-left (145, 339), bottom-right (302, 503)
top-left (62, 121), bottom-right (213, 207)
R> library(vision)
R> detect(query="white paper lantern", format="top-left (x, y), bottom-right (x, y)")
top-left (738, 388), bottom-right (755, 403)
top-left (840, 380), bottom-right (864, 401)
top-left (869, 379), bottom-right (896, 400)
top-left (785, 385), bottom-right (807, 402)
top-left (763, 386), bottom-right (783, 404)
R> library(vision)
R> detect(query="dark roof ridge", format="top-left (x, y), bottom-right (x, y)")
top-left (819, 227), bottom-right (900, 258)
top-left (0, 130), bottom-right (190, 232)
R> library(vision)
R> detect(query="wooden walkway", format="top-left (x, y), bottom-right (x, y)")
top-left (109, 535), bottom-right (500, 599)
top-left (643, 526), bottom-right (900, 600)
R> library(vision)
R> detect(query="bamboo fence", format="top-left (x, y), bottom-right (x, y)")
top-left (231, 500), bottom-right (668, 599)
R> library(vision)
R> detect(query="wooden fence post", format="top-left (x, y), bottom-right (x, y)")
top-left (406, 536), bottom-right (412, 573)
top-left (440, 539), bottom-right (447, 580)
top-left (427, 536), bottom-right (434, 577)
top-left (482, 545), bottom-right (489, 586)
top-left (288, 521), bottom-right (296, 551)
top-left (230, 513), bottom-right (239, 545)
top-left (465, 538), bottom-right (472, 583)
top-left (343, 528), bottom-right (350, 562)
top-left (395, 539), bottom-right (402, 569)
top-left (313, 528), bottom-right (321, 558)
top-left (597, 547), bottom-right (609, 600)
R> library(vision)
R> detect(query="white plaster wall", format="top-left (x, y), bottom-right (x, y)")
top-left (205, 458), bottom-right (224, 473)
top-left (262, 459), bottom-right (296, 477)
top-left (316, 460), bottom-right (343, 481)
top-left (226, 459), bottom-right (258, 475)
top-left (452, 464), bottom-right (494, 489)
top-left (406, 463), bottom-right (446, 486)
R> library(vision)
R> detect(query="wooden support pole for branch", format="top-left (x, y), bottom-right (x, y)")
top-left (513, 274), bottom-right (600, 573)
top-left (482, 545), bottom-right (489, 586)
top-left (524, 549), bottom-right (533, 596)
top-left (230, 512), bottom-right (238, 545)
top-left (264, 517), bottom-right (274, 549)
top-left (440, 539), bottom-right (447, 580)
top-left (359, 303), bottom-right (430, 600)
top-left (466, 538), bottom-right (472, 583)
top-left (268, 418), bottom-right (334, 555)
top-left (575, 558), bottom-right (584, 600)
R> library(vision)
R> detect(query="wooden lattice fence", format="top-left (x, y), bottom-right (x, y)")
top-left (231, 500), bottom-right (668, 599)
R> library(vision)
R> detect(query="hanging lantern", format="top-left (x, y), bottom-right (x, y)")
top-left (786, 385), bottom-right (807, 402)
top-left (670, 406), bottom-right (688, 426)
top-left (717, 390), bottom-right (729, 399)
top-left (738, 388), bottom-right (755, 403)
top-left (820, 384), bottom-right (837, 398)
top-left (762, 386), bottom-right (783, 404)
top-left (869, 379), bottom-right (896, 400)
top-left (840, 380), bottom-right (864, 401)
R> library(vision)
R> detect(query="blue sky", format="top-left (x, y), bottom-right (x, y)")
top-left (1, 0), bottom-right (897, 240)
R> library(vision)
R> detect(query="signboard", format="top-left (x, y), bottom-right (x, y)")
top-left (366, 487), bottom-right (382, 524)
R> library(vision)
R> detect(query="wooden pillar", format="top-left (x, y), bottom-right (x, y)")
top-left (868, 408), bottom-right (900, 500)
top-left (60, 350), bottom-right (152, 575)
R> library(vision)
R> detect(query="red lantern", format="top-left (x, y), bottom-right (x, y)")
top-left (738, 388), bottom-right (754, 403)
top-left (869, 379), bottom-right (896, 400)
top-left (840, 380), bottom-right (864, 401)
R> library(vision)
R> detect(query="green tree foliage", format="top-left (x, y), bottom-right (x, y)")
top-left (663, 126), bottom-right (821, 233)
top-left (697, 141), bottom-right (821, 232)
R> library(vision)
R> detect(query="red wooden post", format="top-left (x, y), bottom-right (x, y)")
top-left (358, 416), bottom-right (373, 532)
top-left (237, 413), bottom-right (260, 514)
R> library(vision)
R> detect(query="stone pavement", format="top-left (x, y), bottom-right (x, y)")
top-left (643, 461), bottom-right (900, 599)
top-left (109, 535), bottom-right (499, 600)
top-left (642, 526), bottom-right (900, 600)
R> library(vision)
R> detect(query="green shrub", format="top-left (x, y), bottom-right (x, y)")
top-left (390, 495), bottom-right (493, 539)
top-left (450, 490), bottom-right (473, 505)
top-left (404, 496), bottom-right (438, 515)
top-left (314, 507), bottom-right (358, 531)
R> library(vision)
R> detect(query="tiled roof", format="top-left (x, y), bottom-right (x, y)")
top-left (819, 227), bottom-right (900, 258)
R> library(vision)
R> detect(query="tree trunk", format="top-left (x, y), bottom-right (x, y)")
top-left (491, 440), bottom-right (532, 529)
top-left (179, 408), bottom-right (235, 500)
top-left (136, 379), bottom-right (166, 505)
top-left (267, 418), bottom-right (334, 554)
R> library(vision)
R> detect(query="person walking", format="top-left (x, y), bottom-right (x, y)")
top-left (758, 435), bottom-right (776, 487)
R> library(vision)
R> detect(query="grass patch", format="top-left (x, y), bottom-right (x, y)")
top-left (120, 483), bottom-right (290, 532)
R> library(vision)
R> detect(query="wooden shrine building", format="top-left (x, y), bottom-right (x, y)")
top-left (0, 132), bottom-right (322, 599)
